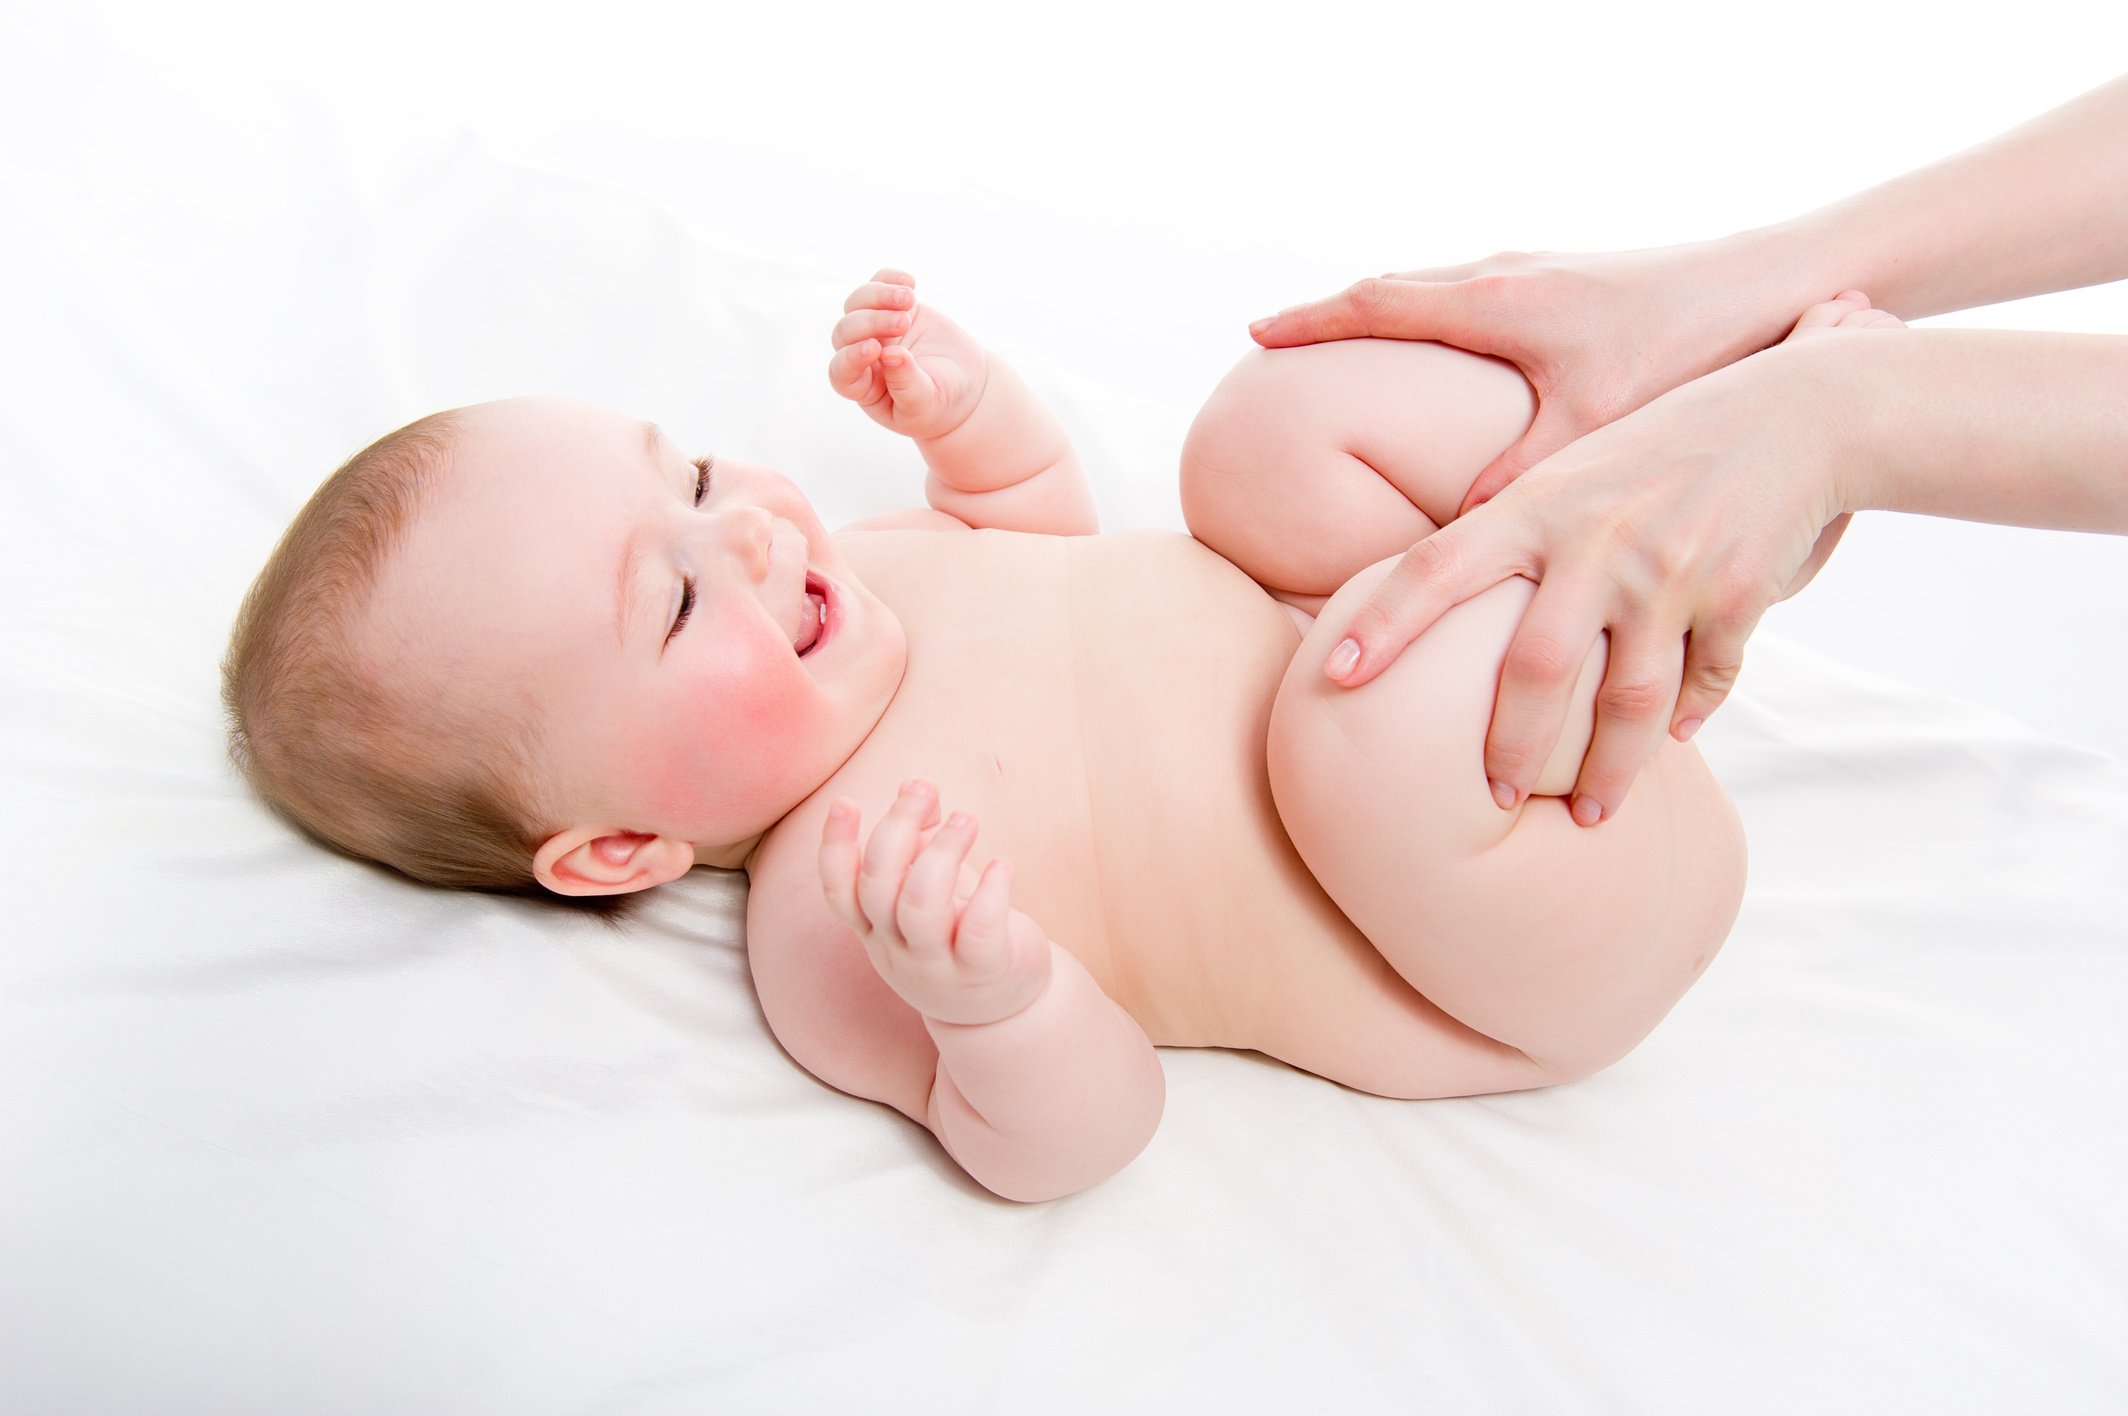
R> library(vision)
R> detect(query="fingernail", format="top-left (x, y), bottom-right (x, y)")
top-left (1489, 778), bottom-right (1517, 810)
top-left (1248, 317), bottom-right (1273, 337)
top-left (1571, 796), bottom-right (1603, 827)
top-left (945, 811), bottom-right (971, 832)
top-left (1326, 638), bottom-right (1360, 679)
top-left (1675, 717), bottom-right (1703, 742)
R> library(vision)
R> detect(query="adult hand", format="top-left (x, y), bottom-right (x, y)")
top-left (1248, 240), bottom-right (1822, 515)
top-left (1323, 300), bottom-right (1890, 826)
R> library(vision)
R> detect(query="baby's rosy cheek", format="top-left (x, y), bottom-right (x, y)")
top-left (630, 668), bottom-right (823, 826)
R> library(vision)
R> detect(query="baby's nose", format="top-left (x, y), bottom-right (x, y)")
top-left (714, 503), bottom-right (774, 581)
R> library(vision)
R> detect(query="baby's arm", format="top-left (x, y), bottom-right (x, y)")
top-left (816, 781), bottom-right (1163, 1203)
top-left (831, 271), bottom-right (1098, 536)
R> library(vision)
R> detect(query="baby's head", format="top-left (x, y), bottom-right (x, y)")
top-left (222, 396), bottom-right (906, 918)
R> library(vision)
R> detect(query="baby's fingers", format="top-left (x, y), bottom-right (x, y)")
top-left (895, 810), bottom-right (977, 955)
top-left (856, 780), bottom-right (943, 946)
top-left (819, 799), bottom-right (869, 932)
top-left (876, 344), bottom-right (938, 412)
top-left (831, 306), bottom-right (913, 350)
top-left (828, 340), bottom-right (885, 403)
top-left (843, 278), bottom-right (916, 314)
top-left (950, 859), bottom-right (1015, 975)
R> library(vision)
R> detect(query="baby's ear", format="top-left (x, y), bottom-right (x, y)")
top-left (533, 827), bottom-right (694, 896)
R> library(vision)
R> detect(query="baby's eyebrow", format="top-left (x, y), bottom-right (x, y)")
top-left (614, 522), bottom-right (645, 650)
top-left (613, 421), bottom-right (668, 649)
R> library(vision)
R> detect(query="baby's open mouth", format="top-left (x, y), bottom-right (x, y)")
top-left (795, 573), bottom-right (828, 657)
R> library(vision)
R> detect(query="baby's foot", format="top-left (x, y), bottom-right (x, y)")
top-left (1782, 289), bottom-right (1907, 343)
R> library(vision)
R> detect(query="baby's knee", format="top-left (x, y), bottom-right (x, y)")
top-left (1181, 343), bottom-right (1386, 480)
top-left (1181, 346), bottom-right (1444, 595)
top-left (1179, 347), bottom-right (1304, 522)
top-left (1185, 339), bottom-right (1535, 531)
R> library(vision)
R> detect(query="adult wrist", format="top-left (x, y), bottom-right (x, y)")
top-left (1762, 332), bottom-right (1882, 519)
top-left (1702, 219), bottom-right (1851, 346)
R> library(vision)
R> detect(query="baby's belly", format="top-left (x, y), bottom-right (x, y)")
top-left (1060, 532), bottom-right (1420, 1050)
top-left (821, 526), bottom-right (1436, 1058)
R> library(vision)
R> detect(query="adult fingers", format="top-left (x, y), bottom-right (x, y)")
top-left (1566, 621), bottom-right (1685, 827)
top-left (1482, 575), bottom-right (1609, 806)
top-left (1328, 520), bottom-right (1525, 689)
top-left (1380, 260), bottom-right (1486, 284)
top-left (1670, 616), bottom-right (1755, 742)
top-left (1248, 277), bottom-right (1496, 351)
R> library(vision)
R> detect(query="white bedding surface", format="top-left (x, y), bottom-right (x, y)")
top-left (5, 12), bottom-right (2128, 1415)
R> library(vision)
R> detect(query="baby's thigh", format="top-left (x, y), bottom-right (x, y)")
top-left (1267, 559), bottom-right (1542, 911)
top-left (1271, 561), bottom-right (1604, 863)
top-left (1267, 559), bottom-right (1744, 1070)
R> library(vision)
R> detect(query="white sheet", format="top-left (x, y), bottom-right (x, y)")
top-left (5, 11), bottom-right (2127, 1415)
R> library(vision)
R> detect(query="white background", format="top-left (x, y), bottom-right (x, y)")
top-left (6, 8), bottom-right (2127, 1412)
top-left (20, 0), bottom-right (2128, 756)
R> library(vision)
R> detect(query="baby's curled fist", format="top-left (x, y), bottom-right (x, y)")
top-left (820, 779), bottom-right (1054, 1027)
top-left (827, 269), bottom-right (989, 441)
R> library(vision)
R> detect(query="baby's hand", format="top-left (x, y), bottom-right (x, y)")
top-left (827, 270), bottom-right (989, 441)
top-left (819, 779), bottom-right (1053, 1027)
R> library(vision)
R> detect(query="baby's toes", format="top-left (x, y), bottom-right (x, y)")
top-left (1842, 306), bottom-right (1906, 331)
top-left (1782, 291), bottom-right (1899, 343)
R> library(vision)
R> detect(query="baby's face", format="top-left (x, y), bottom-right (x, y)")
top-left (361, 396), bottom-right (905, 884)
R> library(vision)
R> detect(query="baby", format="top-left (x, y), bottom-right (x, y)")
top-left (226, 271), bottom-right (1890, 1202)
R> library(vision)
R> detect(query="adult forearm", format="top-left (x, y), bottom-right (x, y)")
top-left (925, 940), bottom-right (1164, 1202)
top-left (1805, 327), bottom-right (2128, 531)
top-left (1741, 74), bottom-right (2128, 321)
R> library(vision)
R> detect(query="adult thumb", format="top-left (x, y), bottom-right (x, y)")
top-left (1454, 404), bottom-right (1581, 517)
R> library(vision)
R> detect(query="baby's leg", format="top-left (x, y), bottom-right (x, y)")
top-left (1184, 338), bottom-right (1743, 1081)
top-left (1180, 338), bottom-right (1535, 614)
top-left (1267, 564), bottom-right (1744, 1081)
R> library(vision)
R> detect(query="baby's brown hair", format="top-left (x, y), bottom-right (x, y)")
top-left (221, 409), bottom-right (643, 924)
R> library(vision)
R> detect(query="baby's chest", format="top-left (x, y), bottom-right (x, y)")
top-left (815, 632), bottom-right (1109, 971)
top-left (785, 528), bottom-right (1334, 1038)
